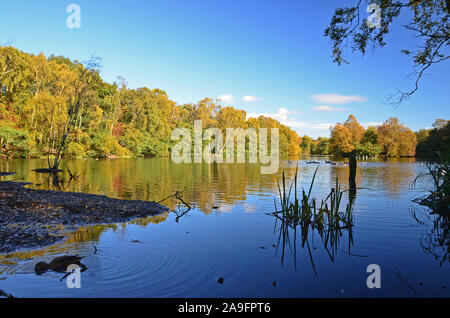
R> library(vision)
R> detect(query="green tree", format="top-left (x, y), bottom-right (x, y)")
top-left (416, 119), bottom-right (450, 159)
top-left (300, 135), bottom-right (313, 155)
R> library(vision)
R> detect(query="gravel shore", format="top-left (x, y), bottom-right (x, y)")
top-left (0, 181), bottom-right (169, 253)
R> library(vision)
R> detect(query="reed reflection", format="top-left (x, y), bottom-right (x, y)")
top-left (410, 207), bottom-right (449, 266)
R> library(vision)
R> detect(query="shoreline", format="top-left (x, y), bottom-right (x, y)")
top-left (0, 181), bottom-right (169, 254)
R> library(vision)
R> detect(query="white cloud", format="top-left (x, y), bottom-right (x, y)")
top-left (242, 95), bottom-right (262, 103)
top-left (246, 108), bottom-right (330, 130)
top-left (247, 107), bottom-right (301, 123)
top-left (363, 122), bottom-right (383, 128)
top-left (311, 93), bottom-right (367, 105)
top-left (312, 105), bottom-right (347, 112)
top-left (310, 123), bottom-right (333, 130)
top-left (218, 94), bottom-right (234, 103)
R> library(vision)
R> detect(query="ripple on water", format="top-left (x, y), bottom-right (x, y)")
top-left (89, 227), bottom-right (231, 297)
top-left (1, 219), bottom-right (232, 297)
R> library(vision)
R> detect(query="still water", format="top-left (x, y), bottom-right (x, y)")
top-left (0, 157), bottom-right (448, 297)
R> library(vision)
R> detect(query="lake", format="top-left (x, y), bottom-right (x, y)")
top-left (0, 157), bottom-right (449, 297)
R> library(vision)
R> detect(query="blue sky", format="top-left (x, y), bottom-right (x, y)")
top-left (1, 0), bottom-right (449, 137)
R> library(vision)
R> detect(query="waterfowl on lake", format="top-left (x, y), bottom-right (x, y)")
top-left (35, 255), bottom-right (87, 274)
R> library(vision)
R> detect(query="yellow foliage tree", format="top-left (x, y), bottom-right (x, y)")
top-left (344, 114), bottom-right (365, 145)
top-left (377, 117), bottom-right (418, 157)
top-left (330, 123), bottom-right (354, 155)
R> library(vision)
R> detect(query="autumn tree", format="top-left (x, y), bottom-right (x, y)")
top-left (216, 106), bottom-right (247, 131)
top-left (330, 124), bottom-right (354, 155)
top-left (49, 56), bottom-right (101, 170)
top-left (287, 129), bottom-right (301, 155)
top-left (344, 114), bottom-right (366, 144)
top-left (0, 45), bottom-right (361, 160)
top-left (377, 117), bottom-right (418, 156)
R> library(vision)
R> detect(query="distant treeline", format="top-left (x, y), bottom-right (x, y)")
top-left (0, 46), bottom-right (301, 159)
top-left (302, 115), bottom-right (415, 157)
top-left (0, 46), bottom-right (447, 160)
top-left (301, 116), bottom-right (449, 159)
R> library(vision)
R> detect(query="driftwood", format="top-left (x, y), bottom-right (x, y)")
top-left (158, 191), bottom-right (192, 222)
top-left (0, 289), bottom-right (15, 298)
top-left (158, 191), bottom-right (191, 209)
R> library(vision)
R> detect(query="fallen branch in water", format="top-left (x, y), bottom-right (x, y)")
top-left (158, 191), bottom-right (192, 222)
top-left (158, 191), bottom-right (191, 210)
top-left (0, 289), bottom-right (15, 298)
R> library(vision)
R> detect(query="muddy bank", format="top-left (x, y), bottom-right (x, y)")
top-left (0, 181), bottom-right (169, 253)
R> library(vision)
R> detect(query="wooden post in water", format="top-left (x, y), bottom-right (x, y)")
top-left (349, 153), bottom-right (357, 189)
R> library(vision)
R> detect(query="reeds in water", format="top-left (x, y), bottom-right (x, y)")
top-left (271, 165), bottom-right (355, 275)
top-left (273, 165), bottom-right (354, 229)
top-left (413, 161), bottom-right (450, 213)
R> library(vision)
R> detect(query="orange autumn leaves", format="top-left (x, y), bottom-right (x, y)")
top-left (330, 115), bottom-right (417, 157)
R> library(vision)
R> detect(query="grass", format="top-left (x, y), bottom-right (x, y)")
top-left (273, 165), bottom-right (354, 229)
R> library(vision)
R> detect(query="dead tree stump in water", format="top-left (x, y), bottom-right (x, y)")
top-left (349, 154), bottom-right (357, 189)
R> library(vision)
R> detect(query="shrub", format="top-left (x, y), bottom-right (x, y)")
top-left (66, 141), bottom-right (86, 158)
top-left (89, 132), bottom-right (131, 158)
top-left (0, 125), bottom-right (30, 158)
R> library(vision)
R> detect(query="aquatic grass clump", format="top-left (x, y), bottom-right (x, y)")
top-left (413, 161), bottom-right (450, 213)
top-left (273, 165), bottom-right (354, 229)
top-left (271, 165), bottom-right (355, 274)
